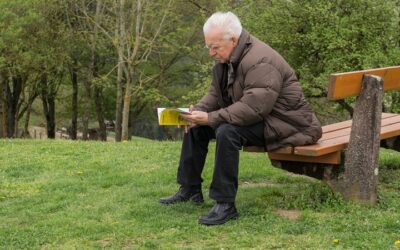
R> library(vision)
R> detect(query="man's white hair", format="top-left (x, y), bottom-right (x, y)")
top-left (203, 12), bottom-right (242, 40)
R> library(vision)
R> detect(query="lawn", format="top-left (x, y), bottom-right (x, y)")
top-left (1, 138), bottom-right (400, 249)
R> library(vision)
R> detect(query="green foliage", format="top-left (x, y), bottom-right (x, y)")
top-left (235, 0), bottom-right (400, 115)
top-left (1, 139), bottom-right (400, 248)
top-left (181, 61), bottom-right (214, 106)
top-left (0, 0), bottom-right (44, 72)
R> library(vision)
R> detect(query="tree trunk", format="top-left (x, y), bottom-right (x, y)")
top-left (6, 76), bottom-right (23, 138)
top-left (121, 75), bottom-right (132, 140)
top-left (0, 102), bottom-right (3, 138)
top-left (93, 87), bottom-right (107, 141)
top-left (79, 0), bottom-right (107, 141)
top-left (120, 0), bottom-right (142, 141)
top-left (0, 103), bottom-right (3, 138)
top-left (90, 0), bottom-right (107, 141)
top-left (114, 1), bottom-right (124, 141)
top-left (23, 101), bottom-right (33, 138)
top-left (19, 87), bottom-right (39, 138)
top-left (47, 95), bottom-right (56, 139)
top-left (82, 79), bottom-right (91, 140)
top-left (116, 0), bottom-right (127, 141)
top-left (40, 75), bottom-right (56, 139)
top-left (115, 48), bottom-right (124, 142)
top-left (340, 75), bottom-right (383, 204)
top-left (70, 67), bottom-right (78, 140)
top-left (0, 74), bottom-right (6, 138)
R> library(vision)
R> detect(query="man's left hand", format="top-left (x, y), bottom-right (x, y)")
top-left (181, 111), bottom-right (209, 126)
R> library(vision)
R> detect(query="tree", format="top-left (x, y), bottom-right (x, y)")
top-left (36, 1), bottom-right (71, 138)
top-left (0, 0), bottom-right (43, 137)
top-left (116, 0), bottom-right (174, 141)
top-left (65, 0), bottom-right (110, 140)
top-left (79, 0), bottom-right (176, 141)
top-left (64, 0), bottom-right (209, 141)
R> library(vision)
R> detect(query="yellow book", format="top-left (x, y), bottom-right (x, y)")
top-left (157, 108), bottom-right (191, 125)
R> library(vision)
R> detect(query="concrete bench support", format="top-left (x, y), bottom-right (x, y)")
top-left (331, 75), bottom-right (383, 204)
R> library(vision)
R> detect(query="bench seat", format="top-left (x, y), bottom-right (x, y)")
top-left (244, 113), bottom-right (400, 165)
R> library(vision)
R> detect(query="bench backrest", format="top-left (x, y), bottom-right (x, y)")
top-left (328, 66), bottom-right (400, 100)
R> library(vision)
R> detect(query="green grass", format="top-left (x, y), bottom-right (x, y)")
top-left (1, 139), bottom-right (400, 249)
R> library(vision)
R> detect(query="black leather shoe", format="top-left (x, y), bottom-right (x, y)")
top-left (198, 202), bottom-right (239, 225)
top-left (159, 186), bottom-right (204, 205)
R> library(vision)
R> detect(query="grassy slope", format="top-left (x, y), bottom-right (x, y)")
top-left (0, 138), bottom-right (400, 249)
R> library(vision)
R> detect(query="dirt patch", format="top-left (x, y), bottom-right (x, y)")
top-left (276, 209), bottom-right (302, 220)
top-left (284, 172), bottom-right (320, 182)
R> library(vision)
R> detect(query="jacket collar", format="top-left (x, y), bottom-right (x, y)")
top-left (229, 29), bottom-right (251, 67)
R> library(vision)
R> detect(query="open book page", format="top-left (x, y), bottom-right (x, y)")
top-left (157, 108), bottom-right (191, 125)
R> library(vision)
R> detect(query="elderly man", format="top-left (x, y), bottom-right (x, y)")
top-left (160, 12), bottom-right (322, 225)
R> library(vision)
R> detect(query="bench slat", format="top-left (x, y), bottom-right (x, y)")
top-left (295, 118), bottom-right (400, 156)
top-left (380, 122), bottom-right (400, 140)
top-left (319, 114), bottom-right (400, 142)
top-left (328, 66), bottom-right (400, 100)
top-left (268, 151), bottom-right (341, 165)
top-left (322, 113), bottom-right (397, 133)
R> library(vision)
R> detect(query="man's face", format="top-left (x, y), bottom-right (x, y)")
top-left (204, 28), bottom-right (238, 64)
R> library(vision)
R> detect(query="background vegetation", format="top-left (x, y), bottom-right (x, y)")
top-left (1, 0), bottom-right (399, 141)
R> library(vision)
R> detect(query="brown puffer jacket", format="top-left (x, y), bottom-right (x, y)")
top-left (195, 30), bottom-right (322, 151)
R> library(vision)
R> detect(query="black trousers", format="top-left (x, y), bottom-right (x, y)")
top-left (177, 122), bottom-right (265, 203)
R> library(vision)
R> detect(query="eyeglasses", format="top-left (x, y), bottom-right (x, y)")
top-left (205, 44), bottom-right (221, 52)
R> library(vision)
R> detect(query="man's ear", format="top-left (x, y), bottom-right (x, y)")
top-left (232, 37), bottom-right (239, 46)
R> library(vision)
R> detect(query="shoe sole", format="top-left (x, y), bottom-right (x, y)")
top-left (198, 212), bottom-right (239, 226)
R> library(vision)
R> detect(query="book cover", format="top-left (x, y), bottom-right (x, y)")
top-left (157, 108), bottom-right (191, 125)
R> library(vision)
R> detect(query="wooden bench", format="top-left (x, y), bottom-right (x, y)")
top-left (244, 66), bottom-right (400, 204)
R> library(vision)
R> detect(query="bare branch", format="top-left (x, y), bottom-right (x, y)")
top-left (187, 0), bottom-right (211, 14)
top-left (77, 1), bottom-right (116, 47)
top-left (140, 0), bottom-right (172, 62)
top-left (101, 63), bottom-right (119, 80)
top-left (130, 0), bottom-right (143, 63)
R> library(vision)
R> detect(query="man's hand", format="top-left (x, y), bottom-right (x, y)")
top-left (181, 111), bottom-right (209, 126)
top-left (180, 105), bottom-right (209, 133)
